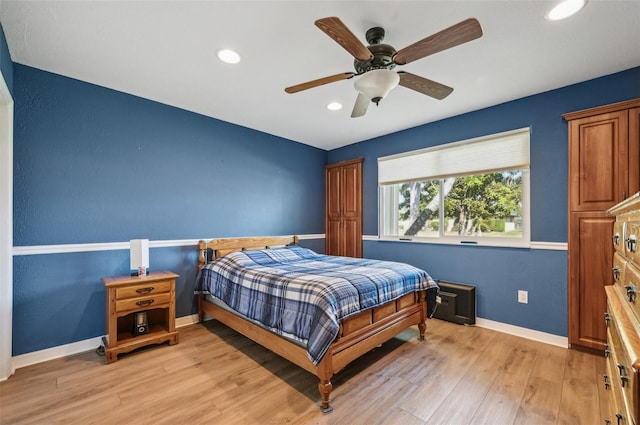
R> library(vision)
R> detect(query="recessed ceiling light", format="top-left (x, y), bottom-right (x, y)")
top-left (546, 0), bottom-right (587, 20)
top-left (217, 49), bottom-right (241, 64)
top-left (327, 102), bottom-right (343, 111)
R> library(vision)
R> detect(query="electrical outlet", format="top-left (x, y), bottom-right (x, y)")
top-left (518, 290), bottom-right (528, 304)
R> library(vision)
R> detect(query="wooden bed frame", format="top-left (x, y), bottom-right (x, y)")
top-left (196, 236), bottom-right (427, 413)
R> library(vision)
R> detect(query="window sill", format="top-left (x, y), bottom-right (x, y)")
top-left (370, 235), bottom-right (532, 249)
top-left (365, 236), bottom-right (567, 251)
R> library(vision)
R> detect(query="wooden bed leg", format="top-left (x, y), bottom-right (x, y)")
top-left (418, 320), bottom-right (426, 340)
top-left (418, 291), bottom-right (427, 340)
top-left (318, 380), bottom-right (333, 413)
top-left (317, 355), bottom-right (334, 413)
top-left (197, 294), bottom-right (204, 323)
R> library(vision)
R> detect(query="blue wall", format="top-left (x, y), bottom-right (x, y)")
top-left (10, 54), bottom-right (640, 355)
top-left (12, 64), bottom-right (327, 355)
top-left (0, 21), bottom-right (12, 95)
top-left (329, 66), bottom-right (640, 337)
top-left (13, 65), bottom-right (326, 245)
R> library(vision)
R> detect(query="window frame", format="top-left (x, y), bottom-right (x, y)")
top-left (377, 128), bottom-right (531, 248)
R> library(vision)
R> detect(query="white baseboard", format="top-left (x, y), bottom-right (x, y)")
top-left (8, 314), bottom-right (567, 374)
top-left (474, 318), bottom-right (568, 348)
top-left (176, 314), bottom-right (201, 327)
top-left (11, 336), bottom-right (105, 372)
top-left (9, 314), bottom-right (203, 373)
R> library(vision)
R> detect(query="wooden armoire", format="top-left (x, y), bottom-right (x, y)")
top-left (564, 98), bottom-right (640, 351)
top-left (325, 158), bottom-right (363, 258)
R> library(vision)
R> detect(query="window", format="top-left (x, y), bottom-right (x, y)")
top-left (378, 128), bottom-right (530, 247)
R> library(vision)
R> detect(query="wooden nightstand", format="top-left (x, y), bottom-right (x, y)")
top-left (102, 270), bottom-right (179, 363)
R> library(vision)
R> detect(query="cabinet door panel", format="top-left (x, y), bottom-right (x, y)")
top-left (569, 111), bottom-right (628, 211)
top-left (569, 212), bottom-right (615, 349)
top-left (343, 218), bottom-right (362, 258)
top-left (326, 218), bottom-right (342, 256)
top-left (342, 162), bottom-right (362, 218)
top-left (326, 166), bottom-right (342, 218)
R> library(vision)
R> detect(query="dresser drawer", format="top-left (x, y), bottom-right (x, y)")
top-left (615, 221), bottom-right (627, 256)
top-left (621, 262), bottom-right (640, 325)
top-left (607, 289), bottom-right (640, 424)
top-left (608, 305), bottom-right (626, 368)
top-left (612, 332), bottom-right (639, 425)
top-left (115, 280), bottom-right (171, 300)
top-left (625, 221), bottom-right (640, 265)
top-left (116, 293), bottom-right (170, 312)
top-left (614, 252), bottom-right (629, 287)
top-left (606, 345), bottom-right (629, 425)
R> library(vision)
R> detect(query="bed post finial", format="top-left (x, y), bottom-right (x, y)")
top-left (293, 235), bottom-right (299, 246)
top-left (198, 240), bottom-right (207, 271)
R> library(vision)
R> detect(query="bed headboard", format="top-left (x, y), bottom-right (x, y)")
top-left (197, 235), bottom-right (299, 271)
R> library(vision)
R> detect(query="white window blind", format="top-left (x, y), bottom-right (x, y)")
top-left (378, 128), bottom-right (530, 185)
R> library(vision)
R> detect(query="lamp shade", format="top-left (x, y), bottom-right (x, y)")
top-left (130, 239), bottom-right (149, 271)
top-left (354, 69), bottom-right (400, 105)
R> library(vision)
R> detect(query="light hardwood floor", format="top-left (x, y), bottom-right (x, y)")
top-left (0, 319), bottom-right (606, 424)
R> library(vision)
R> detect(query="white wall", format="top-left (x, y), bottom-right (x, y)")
top-left (0, 70), bottom-right (14, 380)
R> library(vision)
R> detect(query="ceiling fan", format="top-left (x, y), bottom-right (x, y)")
top-left (285, 16), bottom-right (483, 118)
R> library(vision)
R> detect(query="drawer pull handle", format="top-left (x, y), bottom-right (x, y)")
top-left (605, 419), bottom-right (611, 425)
top-left (136, 299), bottom-right (155, 307)
top-left (605, 312), bottom-right (611, 327)
top-left (613, 233), bottom-right (620, 246)
top-left (625, 283), bottom-right (637, 302)
top-left (135, 287), bottom-right (155, 294)
top-left (603, 373), bottom-right (610, 390)
top-left (604, 343), bottom-right (611, 358)
top-left (616, 413), bottom-right (623, 425)
top-left (627, 234), bottom-right (637, 253)
top-left (617, 364), bottom-right (630, 387)
top-left (613, 266), bottom-right (621, 281)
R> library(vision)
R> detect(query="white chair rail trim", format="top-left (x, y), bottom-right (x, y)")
top-left (12, 234), bottom-right (325, 256)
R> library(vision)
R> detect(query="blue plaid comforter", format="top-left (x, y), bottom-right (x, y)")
top-left (194, 246), bottom-right (437, 365)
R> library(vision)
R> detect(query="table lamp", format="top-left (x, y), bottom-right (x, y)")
top-left (130, 239), bottom-right (149, 276)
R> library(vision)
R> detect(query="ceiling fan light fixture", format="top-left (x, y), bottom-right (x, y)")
top-left (217, 49), bottom-right (241, 64)
top-left (354, 69), bottom-right (400, 105)
top-left (546, 0), bottom-right (587, 20)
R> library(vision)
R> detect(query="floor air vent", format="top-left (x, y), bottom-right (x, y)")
top-left (433, 280), bottom-right (476, 325)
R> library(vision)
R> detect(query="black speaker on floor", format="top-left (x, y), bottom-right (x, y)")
top-left (434, 281), bottom-right (476, 325)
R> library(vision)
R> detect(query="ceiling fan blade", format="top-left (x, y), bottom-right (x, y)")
top-left (285, 72), bottom-right (355, 94)
top-left (315, 17), bottom-right (373, 61)
top-left (398, 71), bottom-right (454, 100)
top-left (351, 92), bottom-right (370, 118)
top-left (394, 18), bottom-right (483, 65)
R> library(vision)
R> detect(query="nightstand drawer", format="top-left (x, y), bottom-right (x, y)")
top-left (115, 281), bottom-right (171, 300)
top-left (116, 293), bottom-right (170, 312)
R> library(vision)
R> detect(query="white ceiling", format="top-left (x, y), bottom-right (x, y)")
top-left (0, 1), bottom-right (639, 151)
